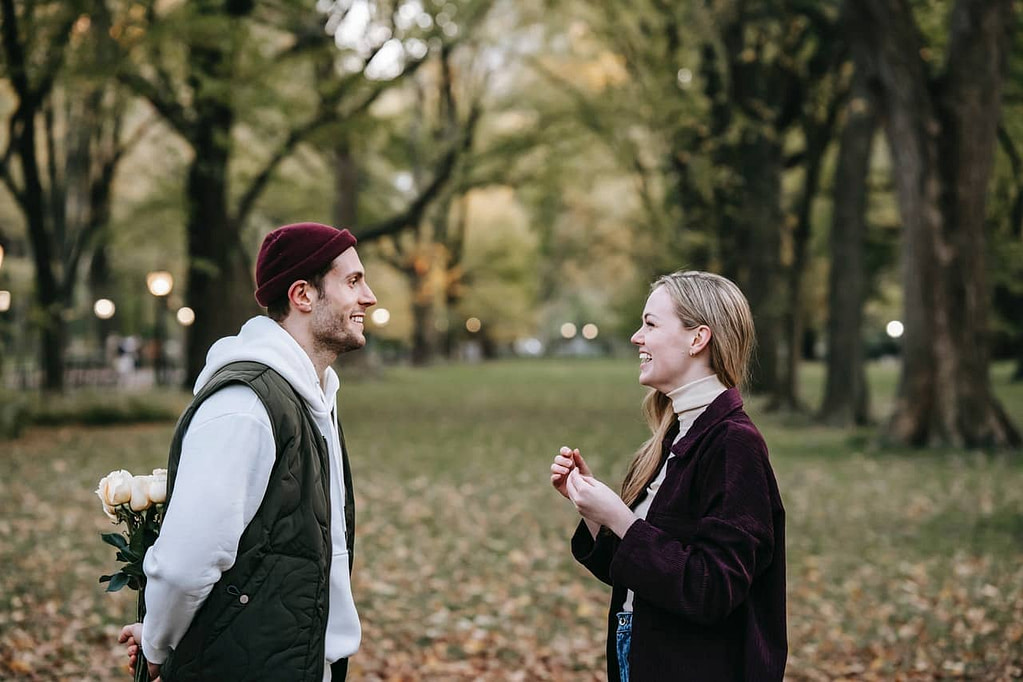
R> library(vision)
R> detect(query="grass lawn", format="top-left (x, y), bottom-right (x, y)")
top-left (1, 359), bottom-right (1021, 680)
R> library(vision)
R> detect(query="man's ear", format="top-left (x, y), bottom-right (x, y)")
top-left (287, 280), bottom-right (314, 313)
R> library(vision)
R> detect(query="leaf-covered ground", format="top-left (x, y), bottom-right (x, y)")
top-left (1, 360), bottom-right (1021, 680)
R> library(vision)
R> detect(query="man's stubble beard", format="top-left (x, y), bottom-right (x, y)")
top-left (312, 312), bottom-right (364, 358)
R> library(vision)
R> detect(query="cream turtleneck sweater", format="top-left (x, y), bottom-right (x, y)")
top-left (621, 373), bottom-right (727, 612)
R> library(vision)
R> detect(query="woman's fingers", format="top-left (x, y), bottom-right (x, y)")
top-left (565, 468), bottom-right (581, 501)
top-left (572, 450), bottom-right (594, 477)
top-left (551, 450), bottom-right (576, 488)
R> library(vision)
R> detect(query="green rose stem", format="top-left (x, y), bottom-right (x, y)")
top-left (132, 504), bottom-right (157, 682)
top-left (135, 581), bottom-right (149, 682)
top-left (98, 493), bottom-right (160, 682)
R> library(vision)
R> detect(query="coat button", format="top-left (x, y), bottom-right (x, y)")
top-left (239, 594), bottom-right (249, 605)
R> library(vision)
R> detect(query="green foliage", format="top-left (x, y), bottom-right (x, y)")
top-left (0, 390), bottom-right (188, 436)
top-left (0, 391), bottom-right (32, 440)
top-left (98, 504), bottom-right (161, 593)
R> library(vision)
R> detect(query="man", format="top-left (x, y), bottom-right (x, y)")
top-left (120, 222), bottom-right (376, 681)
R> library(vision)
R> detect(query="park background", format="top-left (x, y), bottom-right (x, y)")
top-left (1, 0), bottom-right (1022, 679)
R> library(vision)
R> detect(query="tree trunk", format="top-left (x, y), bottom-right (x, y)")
top-left (17, 116), bottom-right (66, 392)
top-left (333, 139), bottom-right (358, 228)
top-left (183, 124), bottom-right (257, 387)
top-left (181, 23), bottom-right (258, 387)
top-left (89, 243), bottom-right (115, 352)
top-left (720, 135), bottom-right (784, 395)
top-left (2, 0), bottom-right (67, 391)
top-left (820, 60), bottom-right (878, 426)
top-left (410, 298), bottom-right (436, 366)
top-left (853, 0), bottom-right (1021, 447)
top-left (776, 120), bottom-right (834, 412)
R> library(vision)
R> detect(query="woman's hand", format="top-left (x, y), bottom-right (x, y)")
top-left (550, 446), bottom-right (594, 498)
top-left (565, 468), bottom-right (636, 539)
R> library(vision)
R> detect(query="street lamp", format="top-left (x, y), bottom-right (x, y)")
top-left (176, 307), bottom-right (195, 327)
top-left (0, 291), bottom-right (8, 386)
top-left (94, 299), bottom-right (116, 320)
top-left (146, 271), bottom-right (174, 386)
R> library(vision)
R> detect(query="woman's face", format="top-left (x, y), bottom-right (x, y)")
top-left (630, 286), bottom-right (701, 393)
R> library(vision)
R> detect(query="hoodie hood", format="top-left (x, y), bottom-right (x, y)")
top-left (194, 316), bottom-right (338, 418)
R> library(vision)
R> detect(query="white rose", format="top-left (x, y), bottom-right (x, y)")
top-left (96, 469), bottom-right (133, 508)
top-left (130, 475), bottom-right (153, 512)
top-left (149, 469), bottom-right (168, 504)
top-left (102, 503), bottom-right (118, 521)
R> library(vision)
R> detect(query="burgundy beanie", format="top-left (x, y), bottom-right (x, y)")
top-left (254, 222), bottom-right (357, 307)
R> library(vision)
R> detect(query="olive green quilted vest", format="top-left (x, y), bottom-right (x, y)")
top-left (158, 361), bottom-right (355, 681)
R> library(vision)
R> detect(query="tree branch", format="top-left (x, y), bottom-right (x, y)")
top-left (357, 106), bottom-right (482, 243)
top-left (234, 41), bottom-right (435, 228)
top-left (997, 124), bottom-right (1023, 238)
top-left (233, 113), bottom-right (326, 227)
top-left (0, 114), bottom-right (25, 205)
top-left (118, 70), bottom-right (194, 139)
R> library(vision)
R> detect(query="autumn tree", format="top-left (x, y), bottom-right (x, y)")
top-left (0, 0), bottom-right (141, 390)
top-left (352, 1), bottom-right (550, 363)
top-left (117, 0), bottom-right (482, 385)
top-left (849, 0), bottom-right (1021, 447)
top-left (990, 15), bottom-right (1023, 383)
top-left (819, 5), bottom-right (880, 426)
top-left (543, 0), bottom-right (845, 401)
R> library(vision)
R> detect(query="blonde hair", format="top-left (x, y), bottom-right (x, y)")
top-left (620, 271), bottom-right (756, 506)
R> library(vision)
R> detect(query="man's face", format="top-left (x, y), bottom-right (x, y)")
top-left (310, 248), bottom-right (377, 355)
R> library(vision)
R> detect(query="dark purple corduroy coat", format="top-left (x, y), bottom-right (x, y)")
top-left (572, 388), bottom-right (786, 681)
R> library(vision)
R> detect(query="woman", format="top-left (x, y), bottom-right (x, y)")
top-left (550, 271), bottom-right (786, 681)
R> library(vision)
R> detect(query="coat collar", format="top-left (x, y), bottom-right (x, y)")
top-left (663, 387), bottom-right (744, 457)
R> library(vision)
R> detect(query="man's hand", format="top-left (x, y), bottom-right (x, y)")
top-left (564, 468), bottom-right (636, 538)
top-left (118, 623), bottom-right (162, 681)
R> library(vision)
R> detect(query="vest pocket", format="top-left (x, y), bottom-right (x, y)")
top-left (200, 555), bottom-right (323, 679)
top-left (204, 552), bottom-right (283, 645)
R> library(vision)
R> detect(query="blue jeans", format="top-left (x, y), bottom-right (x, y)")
top-left (615, 611), bottom-right (632, 682)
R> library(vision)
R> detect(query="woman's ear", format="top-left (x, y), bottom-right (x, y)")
top-left (287, 280), bottom-right (314, 313)
top-left (689, 325), bottom-right (712, 356)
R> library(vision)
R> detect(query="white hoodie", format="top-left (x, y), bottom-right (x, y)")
top-left (142, 316), bottom-right (361, 681)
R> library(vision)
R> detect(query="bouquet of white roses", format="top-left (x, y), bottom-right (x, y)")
top-left (96, 468), bottom-right (166, 682)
